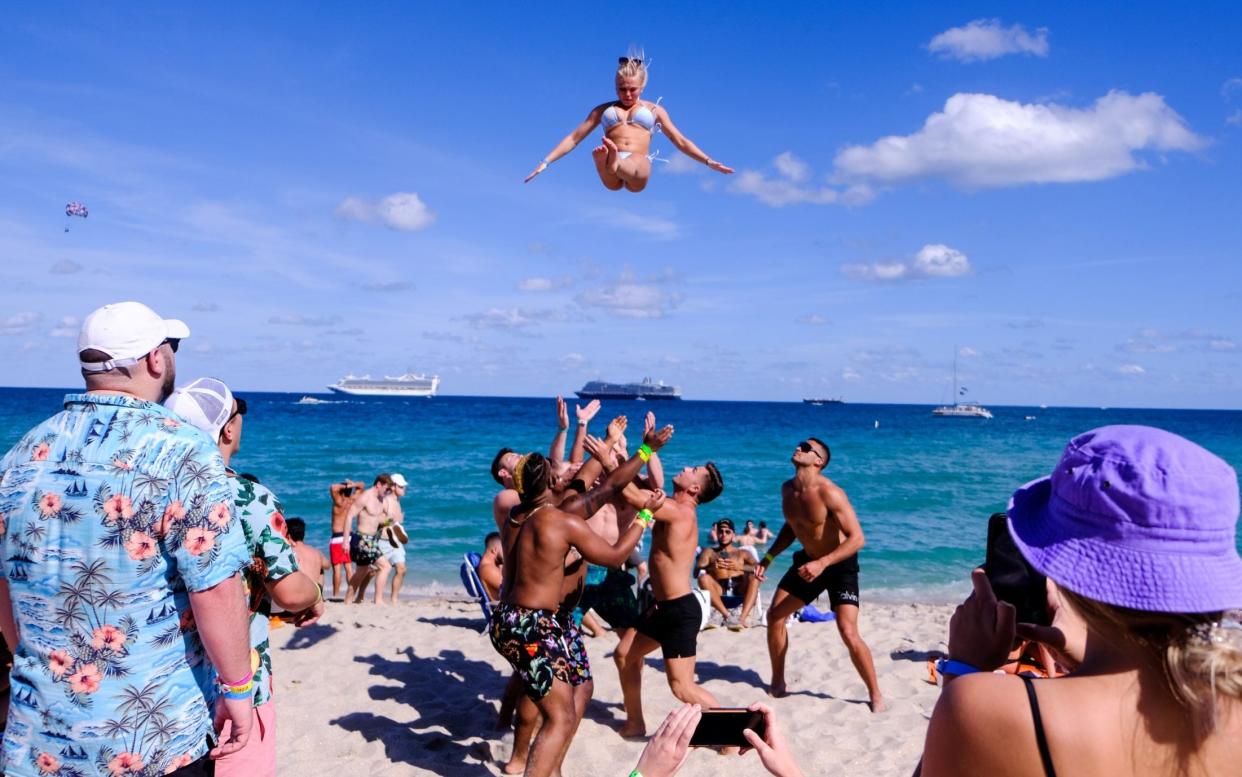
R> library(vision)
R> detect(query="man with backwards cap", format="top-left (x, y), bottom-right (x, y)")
top-left (166, 378), bottom-right (326, 777)
top-left (0, 302), bottom-right (254, 776)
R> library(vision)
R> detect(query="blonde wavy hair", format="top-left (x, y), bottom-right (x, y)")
top-left (1061, 588), bottom-right (1242, 740)
top-left (616, 47), bottom-right (648, 87)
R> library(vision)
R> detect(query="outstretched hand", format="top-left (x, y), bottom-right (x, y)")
top-left (524, 161), bottom-right (548, 183)
top-left (606, 414), bottom-right (628, 441)
top-left (582, 434), bottom-right (616, 470)
top-left (707, 159), bottom-right (735, 174)
top-left (556, 395), bottom-right (569, 430)
top-left (643, 413), bottom-right (674, 452)
top-left (947, 569), bottom-right (1016, 672)
top-left (633, 703), bottom-right (701, 777)
top-left (643, 489), bottom-right (667, 514)
top-left (576, 399), bottom-right (601, 424)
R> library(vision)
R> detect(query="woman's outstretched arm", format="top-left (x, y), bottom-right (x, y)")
top-left (654, 106), bottom-right (734, 174)
top-left (525, 104), bottom-right (608, 182)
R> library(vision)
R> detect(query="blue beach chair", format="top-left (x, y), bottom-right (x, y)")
top-left (460, 552), bottom-right (496, 632)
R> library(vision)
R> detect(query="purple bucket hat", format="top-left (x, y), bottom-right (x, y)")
top-left (1007, 425), bottom-right (1242, 613)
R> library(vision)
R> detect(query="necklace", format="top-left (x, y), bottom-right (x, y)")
top-left (508, 502), bottom-right (550, 527)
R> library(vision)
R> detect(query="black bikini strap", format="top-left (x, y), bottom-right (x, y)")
top-left (1020, 676), bottom-right (1058, 777)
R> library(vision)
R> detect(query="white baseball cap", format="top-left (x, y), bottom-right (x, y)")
top-left (78, 301), bottom-right (190, 373)
top-left (390, 473), bottom-right (408, 488)
top-left (165, 377), bottom-right (234, 441)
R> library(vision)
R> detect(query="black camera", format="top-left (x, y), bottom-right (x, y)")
top-left (983, 512), bottom-right (1049, 626)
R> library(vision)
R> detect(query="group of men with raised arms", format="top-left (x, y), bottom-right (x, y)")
top-left (485, 399), bottom-right (884, 777)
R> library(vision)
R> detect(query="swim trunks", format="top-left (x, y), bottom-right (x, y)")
top-left (329, 532), bottom-right (350, 566)
top-left (382, 533), bottom-right (406, 566)
top-left (349, 531), bottom-right (381, 566)
top-left (556, 608), bottom-right (592, 682)
top-left (490, 602), bottom-right (590, 700)
top-left (776, 550), bottom-right (860, 610)
top-left (577, 566), bottom-right (639, 630)
top-left (635, 592), bottom-right (702, 659)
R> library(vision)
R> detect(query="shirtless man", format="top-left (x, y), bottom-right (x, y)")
top-left (613, 460), bottom-right (725, 738)
top-left (492, 447), bottom-right (522, 531)
top-left (478, 532), bottom-right (503, 601)
top-left (755, 437), bottom-right (885, 711)
top-left (287, 517), bottom-right (330, 588)
top-left (491, 440), bottom-right (668, 777)
top-left (373, 473), bottom-right (408, 604)
top-left (329, 479), bottom-right (366, 598)
top-left (696, 518), bottom-right (760, 629)
top-left (345, 473), bottom-right (394, 604)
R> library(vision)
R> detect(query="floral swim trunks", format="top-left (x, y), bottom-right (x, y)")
top-left (490, 602), bottom-right (591, 700)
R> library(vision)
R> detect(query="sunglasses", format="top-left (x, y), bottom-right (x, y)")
top-left (798, 440), bottom-right (823, 458)
top-left (618, 56), bottom-right (643, 65)
top-left (225, 397), bottom-right (247, 425)
top-left (161, 338), bottom-right (180, 354)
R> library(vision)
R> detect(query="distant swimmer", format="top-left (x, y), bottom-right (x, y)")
top-left (524, 53), bottom-right (734, 193)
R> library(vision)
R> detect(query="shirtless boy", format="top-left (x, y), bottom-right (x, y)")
top-left (755, 437), bottom-right (885, 711)
top-left (613, 460), bottom-right (724, 738)
top-left (329, 479), bottom-right (366, 598)
top-left (345, 473), bottom-right (394, 604)
top-left (491, 446), bottom-right (667, 777)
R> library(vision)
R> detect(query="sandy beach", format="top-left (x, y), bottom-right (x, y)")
top-left (271, 597), bottom-right (953, 776)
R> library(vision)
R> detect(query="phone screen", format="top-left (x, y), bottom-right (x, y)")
top-left (689, 708), bottom-right (765, 748)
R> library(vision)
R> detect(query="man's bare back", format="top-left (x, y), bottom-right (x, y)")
top-left (331, 480), bottom-right (364, 534)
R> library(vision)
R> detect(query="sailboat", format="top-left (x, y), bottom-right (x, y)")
top-left (932, 349), bottom-right (993, 419)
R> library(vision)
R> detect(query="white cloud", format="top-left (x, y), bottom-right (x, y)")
top-left (1223, 78), bottom-right (1242, 99)
top-left (335, 192), bottom-right (436, 231)
top-left (797, 314), bottom-right (829, 326)
top-left (462, 308), bottom-right (541, 331)
top-left (728, 152), bottom-right (851, 207)
top-left (562, 353), bottom-right (587, 369)
top-left (958, 346), bottom-right (979, 358)
top-left (842, 366), bottom-right (861, 381)
top-left (362, 280), bottom-right (413, 292)
top-left (928, 19), bottom-right (1050, 62)
top-left (584, 207), bottom-right (679, 240)
top-left (518, 276), bottom-right (571, 292)
top-left (268, 314), bottom-right (342, 327)
top-left (1228, 109), bottom-right (1242, 127)
top-left (48, 316), bottom-right (79, 338)
top-left (49, 259), bottom-right (82, 275)
top-left (576, 274), bottom-right (681, 319)
top-left (663, 154), bottom-right (704, 174)
top-left (843, 244), bottom-right (972, 282)
top-left (1209, 339), bottom-right (1236, 351)
top-left (1, 312), bottom-right (41, 335)
top-left (1117, 364), bottom-right (1146, 375)
top-left (833, 91), bottom-right (1205, 189)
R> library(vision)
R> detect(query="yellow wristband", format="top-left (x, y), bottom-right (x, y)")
top-left (636, 509), bottom-right (654, 527)
top-left (762, 552), bottom-right (775, 565)
top-left (637, 443), bottom-right (652, 462)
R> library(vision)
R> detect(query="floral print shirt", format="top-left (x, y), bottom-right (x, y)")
top-left (228, 473), bottom-right (299, 707)
top-left (0, 393), bottom-right (250, 777)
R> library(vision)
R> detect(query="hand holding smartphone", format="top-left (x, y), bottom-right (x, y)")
top-left (689, 708), bottom-right (766, 748)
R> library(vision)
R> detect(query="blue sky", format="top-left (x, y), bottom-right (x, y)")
top-left (2, 3), bottom-right (1240, 407)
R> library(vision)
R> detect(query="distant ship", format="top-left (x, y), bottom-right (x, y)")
top-left (932, 349), bottom-right (992, 419)
top-left (327, 372), bottom-right (440, 397)
top-left (802, 397), bottom-right (845, 405)
top-left (575, 378), bottom-right (681, 401)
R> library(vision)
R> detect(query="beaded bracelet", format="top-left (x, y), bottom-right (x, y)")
top-left (637, 443), bottom-right (653, 462)
top-left (636, 509), bottom-right (654, 528)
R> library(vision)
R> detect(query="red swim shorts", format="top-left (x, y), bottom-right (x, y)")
top-left (329, 535), bottom-right (350, 566)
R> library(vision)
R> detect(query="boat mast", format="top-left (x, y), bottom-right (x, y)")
top-left (952, 346), bottom-right (958, 407)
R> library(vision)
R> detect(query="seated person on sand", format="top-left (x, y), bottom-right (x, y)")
top-left (524, 53), bottom-right (733, 193)
top-left (696, 518), bottom-right (760, 630)
top-left (918, 425), bottom-right (1242, 777)
top-left (478, 531), bottom-right (503, 601)
top-left (286, 517), bottom-right (330, 589)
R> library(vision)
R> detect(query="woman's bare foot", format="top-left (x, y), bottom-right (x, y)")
top-left (501, 757), bottom-right (525, 775)
top-left (592, 144), bottom-right (608, 166)
top-left (868, 695), bottom-right (888, 713)
top-left (768, 679), bottom-right (788, 698)
top-left (602, 136), bottom-right (621, 175)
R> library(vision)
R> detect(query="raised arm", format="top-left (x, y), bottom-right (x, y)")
top-left (569, 399), bottom-right (601, 464)
top-left (549, 396), bottom-right (569, 469)
top-left (654, 106), bottom-right (734, 175)
top-left (562, 489), bottom-right (664, 567)
top-left (563, 419), bottom-right (673, 518)
top-left (754, 522), bottom-right (797, 582)
top-left (572, 414), bottom-right (625, 488)
top-left (525, 105), bottom-right (608, 183)
top-left (644, 448), bottom-right (665, 491)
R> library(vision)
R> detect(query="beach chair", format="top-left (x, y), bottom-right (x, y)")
top-left (720, 584), bottom-right (768, 627)
top-left (459, 552), bottom-right (496, 632)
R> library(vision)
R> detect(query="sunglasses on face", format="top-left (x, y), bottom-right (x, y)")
top-left (161, 338), bottom-right (180, 354)
top-left (798, 440), bottom-right (824, 458)
top-left (226, 397), bottom-right (247, 424)
top-left (618, 56), bottom-right (643, 65)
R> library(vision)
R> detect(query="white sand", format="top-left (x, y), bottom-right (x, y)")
top-left (271, 597), bottom-right (953, 776)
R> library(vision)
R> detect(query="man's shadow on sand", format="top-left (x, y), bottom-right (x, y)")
top-left (418, 614), bottom-right (489, 631)
top-left (330, 647), bottom-right (506, 775)
top-left (694, 659), bottom-right (838, 701)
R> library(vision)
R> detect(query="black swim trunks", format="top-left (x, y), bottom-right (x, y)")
top-left (577, 566), bottom-right (639, 630)
top-left (349, 531), bottom-right (381, 566)
top-left (635, 592), bottom-right (702, 660)
top-left (715, 575), bottom-right (748, 597)
top-left (776, 550), bottom-right (860, 610)
top-left (490, 602), bottom-right (590, 700)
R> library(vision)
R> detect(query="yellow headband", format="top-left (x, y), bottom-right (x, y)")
top-left (512, 454), bottom-right (531, 496)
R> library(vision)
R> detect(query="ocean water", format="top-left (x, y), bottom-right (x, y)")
top-left (2, 387), bottom-right (1240, 603)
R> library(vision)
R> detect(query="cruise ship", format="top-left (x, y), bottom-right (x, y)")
top-left (327, 372), bottom-right (440, 397)
top-left (575, 378), bottom-right (681, 401)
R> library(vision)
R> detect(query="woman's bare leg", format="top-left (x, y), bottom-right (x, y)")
top-left (617, 155), bottom-right (651, 192)
top-left (592, 144), bottom-right (623, 190)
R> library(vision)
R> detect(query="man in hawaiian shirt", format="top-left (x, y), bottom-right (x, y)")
top-left (0, 301), bottom-right (255, 777)
top-left (166, 378), bottom-right (326, 777)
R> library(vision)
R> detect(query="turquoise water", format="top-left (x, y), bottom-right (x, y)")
top-left (2, 388), bottom-right (1240, 603)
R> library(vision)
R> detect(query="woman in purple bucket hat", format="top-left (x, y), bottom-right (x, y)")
top-left (919, 425), bottom-right (1242, 777)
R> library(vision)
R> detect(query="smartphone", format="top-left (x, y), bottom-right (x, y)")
top-left (983, 512), bottom-right (1049, 626)
top-left (689, 708), bottom-right (765, 748)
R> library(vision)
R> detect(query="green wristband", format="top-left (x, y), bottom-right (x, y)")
top-left (629, 771), bottom-right (643, 777)
top-left (637, 443), bottom-right (653, 462)
top-left (637, 509), bottom-right (654, 527)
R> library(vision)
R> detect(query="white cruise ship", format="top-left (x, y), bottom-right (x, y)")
top-left (327, 372), bottom-right (440, 397)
